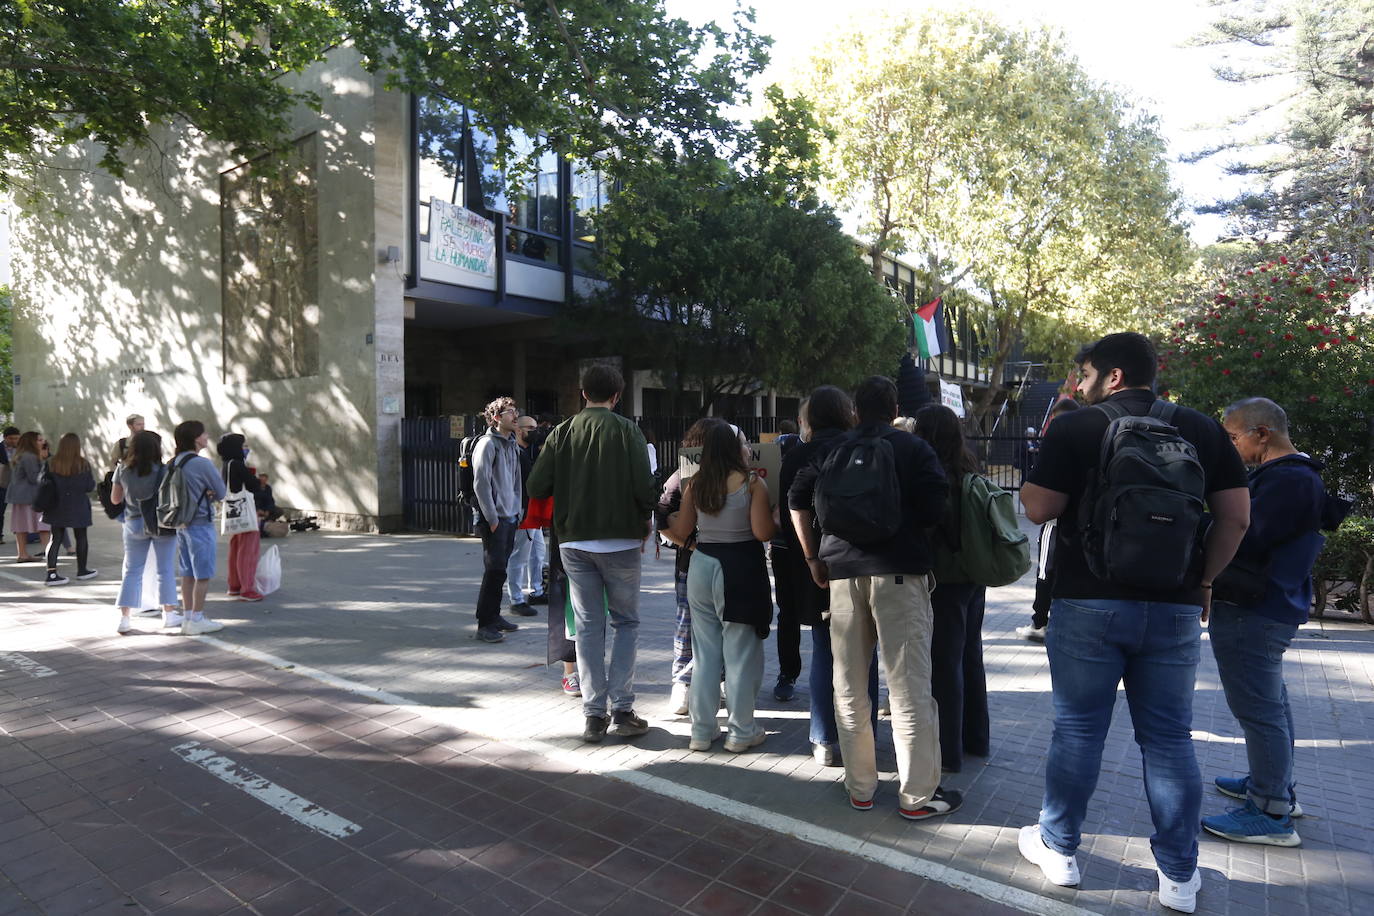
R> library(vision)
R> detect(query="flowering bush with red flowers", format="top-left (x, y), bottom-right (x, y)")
top-left (1159, 253), bottom-right (1374, 499)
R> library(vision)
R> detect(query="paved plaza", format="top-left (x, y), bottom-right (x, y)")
top-left (1, 518), bottom-right (1372, 915)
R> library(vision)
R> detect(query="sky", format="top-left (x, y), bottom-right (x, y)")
top-left (665, 0), bottom-right (1273, 245)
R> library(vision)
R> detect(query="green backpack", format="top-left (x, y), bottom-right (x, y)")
top-left (944, 473), bottom-right (1032, 588)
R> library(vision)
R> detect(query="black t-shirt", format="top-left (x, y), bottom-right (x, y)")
top-left (1026, 388), bottom-right (1248, 604)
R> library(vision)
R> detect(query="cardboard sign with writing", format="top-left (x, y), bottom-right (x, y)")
top-left (678, 441), bottom-right (782, 505)
top-left (428, 198), bottom-right (496, 276)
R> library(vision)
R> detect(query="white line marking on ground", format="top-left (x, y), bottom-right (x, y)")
top-left (0, 651), bottom-right (58, 678)
top-left (171, 740), bottom-right (362, 840)
top-left (198, 637), bottom-right (1094, 916)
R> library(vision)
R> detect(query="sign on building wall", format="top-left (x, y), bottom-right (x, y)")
top-left (428, 199), bottom-right (495, 276)
top-left (678, 441), bottom-right (783, 506)
top-left (940, 379), bottom-right (966, 418)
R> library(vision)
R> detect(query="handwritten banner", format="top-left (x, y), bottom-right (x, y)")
top-left (678, 441), bottom-right (783, 506)
top-left (428, 198), bottom-right (495, 276)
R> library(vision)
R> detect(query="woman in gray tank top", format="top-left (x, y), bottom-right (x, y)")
top-left (668, 420), bottom-right (774, 753)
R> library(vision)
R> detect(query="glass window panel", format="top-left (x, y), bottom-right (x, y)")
top-left (415, 96), bottom-right (464, 238)
top-left (506, 227), bottom-right (561, 266)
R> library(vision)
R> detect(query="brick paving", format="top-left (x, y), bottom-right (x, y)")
top-left (2, 516), bottom-right (1373, 915)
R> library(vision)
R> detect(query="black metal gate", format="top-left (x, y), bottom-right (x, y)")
top-left (401, 416), bottom-right (480, 535)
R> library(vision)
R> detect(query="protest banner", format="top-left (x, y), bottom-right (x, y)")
top-left (679, 441), bottom-right (782, 505)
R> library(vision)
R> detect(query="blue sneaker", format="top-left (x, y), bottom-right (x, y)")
top-left (1202, 800), bottom-right (1301, 847)
top-left (1214, 774), bottom-right (1303, 817)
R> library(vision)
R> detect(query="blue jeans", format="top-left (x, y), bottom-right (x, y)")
top-left (561, 547), bottom-right (642, 718)
top-left (176, 522), bottom-right (217, 579)
top-left (118, 515), bottom-right (179, 608)
top-left (808, 623), bottom-right (878, 746)
top-left (687, 552), bottom-right (764, 744)
top-left (506, 528), bottom-right (546, 604)
top-left (1041, 598), bottom-right (1203, 882)
top-left (1208, 604), bottom-right (1298, 815)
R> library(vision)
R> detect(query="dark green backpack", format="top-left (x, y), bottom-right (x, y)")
top-left (944, 473), bottom-right (1032, 587)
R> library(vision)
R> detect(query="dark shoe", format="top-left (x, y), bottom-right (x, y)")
top-left (582, 715), bottom-right (610, 744)
top-left (475, 626), bottom-right (505, 643)
top-left (527, 592), bottom-right (549, 606)
top-left (494, 616), bottom-right (519, 632)
top-left (609, 709), bottom-right (649, 737)
top-left (76, 569), bottom-right (99, 580)
top-left (899, 786), bottom-right (963, 821)
top-left (44, 571), bottom-right (70, 587)
top-left (509, 602), bottom-right (537, 617)
top-left (773, 675), bottom-right (796, 702)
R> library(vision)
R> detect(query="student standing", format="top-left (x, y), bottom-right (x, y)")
top-left (669, 419), bottom-right (774, 753)
top-left (217, 433), bottom-right (265, 601)
top-left (112, 430), bottom-right (180, 632)
top-left (0, 426), bottom-right (18, 543)
top-left (471, 396), bottom-right (523, 642)
top-left (41, 433), bottom-right (98, 585)
top-left (171, 421), bottom-right (227, 635)
top-left (6, 431), bottom-right (50, 562)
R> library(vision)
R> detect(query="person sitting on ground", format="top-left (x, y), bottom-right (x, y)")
top-left (255, 473), bottom-right (285, 525)
top-left (40, 433), bottom-right (98, 586)
top-left (669, 419), bottom-right (775, 754)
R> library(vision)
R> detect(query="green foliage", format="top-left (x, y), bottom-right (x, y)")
top-left (1189, 0), bottom-right (1374, 270)
top-left (568, 151), bottom-right (905, 414)
top-left (2, 1), bottom-right (769, 192)
top-left (794, 9), bottom-right (1191, 416)
top-left (0, 284), bottom-right (10, 417)
top-left (1313, 516), bottom-right (1374, 621)
top-left (1159, 252), bottom-right (1374, 497)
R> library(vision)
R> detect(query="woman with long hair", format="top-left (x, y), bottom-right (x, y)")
top-left (5, 431), bottom-right (50, 562)
top-left (655, 418), bottom-right (712, 715)
top-left (41, 433), bottom-right (97, 585)
top-left (915, 404), bottom-right (990, 772)
top-left (669, 418), bottom-right (774, 752)
top-left (217, 433), bottom-right (265, 601)
top-left (111, 430), bottom-right (180, 633)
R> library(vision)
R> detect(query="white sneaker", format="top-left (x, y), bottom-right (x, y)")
top-left (180, 617), bottom-right (224, 636)
top-left (723, 728), bottom-right (766, 753)
top-left (1016, 625), bottom-right (1047, 642)
top-left (688, 731), bottom-right (720, 752)
top-left (667, 682), bottom-right (689, 716)
top-left (1157, 868), bottom-right (1201, 913)
top-left (117, 617), bottom-right (133, 635)
top-left (1018, 825), bottom-right (1080, 886)
top-left (162, 612), bottom-right (185, 629)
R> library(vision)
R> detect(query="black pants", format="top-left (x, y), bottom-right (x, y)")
top-left (46, 526), bottom-right (89, 574)
top-left (475, 518), bottom-right (517, 628)
top-left (770, 546), bottom-right (804, 681)
top-left (930, 581), bottom-right (990, 772)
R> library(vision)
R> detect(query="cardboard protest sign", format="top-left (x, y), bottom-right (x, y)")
top-left (678, 441), bottom-right (782, 505)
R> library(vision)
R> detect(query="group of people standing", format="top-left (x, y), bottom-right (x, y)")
top-left (466, 331), bottom-right (1346, 915)
top-left (2, 415), bottom-right (280, 637)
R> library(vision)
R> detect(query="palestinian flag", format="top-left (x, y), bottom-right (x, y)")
top-left (914, 297), bottom-right (948, 360)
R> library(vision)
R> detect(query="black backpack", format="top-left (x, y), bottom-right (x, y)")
top-left (1078, 400), bottom-right (1206, 590)
top-left (32, 465), bottom-right (59, 515)
top-left (457, 434), bottom-right (481, 512)
top-left (815, 429), bottom-right (903, 546)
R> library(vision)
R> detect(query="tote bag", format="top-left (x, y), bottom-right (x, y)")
top-left (221, 461), bottom-right (258, 536)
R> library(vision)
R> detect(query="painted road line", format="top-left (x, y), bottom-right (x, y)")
top-left (0, 651), bottom-right (58, 678)
top-left (171, 741), bottom-right (362, 840)
top-left (197, 636), bottom-right (1096, 916)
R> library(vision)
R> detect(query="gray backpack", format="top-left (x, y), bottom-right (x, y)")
top-left (157, 454), bottom-right (208, 529)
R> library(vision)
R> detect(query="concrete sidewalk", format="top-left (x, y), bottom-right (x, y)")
top-left (4, 517), bottom-right (1374, 915)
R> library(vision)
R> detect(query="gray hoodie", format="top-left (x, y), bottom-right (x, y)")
top-left (472, 427), bottom-right (521, 525)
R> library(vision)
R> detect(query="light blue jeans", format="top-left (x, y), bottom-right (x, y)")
top-left (1208, 604), bottom-right (1298, 815)
top-left (118, 515), bottom-right (179, 608)
top-left (686, 551), bottom-right (764, 744)
top-left (506, 528), bottom-right (546, 604)
top-left (1040, 598), bottom-right (1203, 882)
top-left (561, 547), bottom-right (641, 718)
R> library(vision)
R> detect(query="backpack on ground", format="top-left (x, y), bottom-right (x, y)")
top-left (953, 473), bottom-right (1032, 587)
top-left (814, 429), bottom-right (903, 546)
top-left (1078, 400), bottom-right (1206, 590)
top-left (157, 454), bottom-right (208, 529)
top-left (457, 434), bottom-right (481, 513)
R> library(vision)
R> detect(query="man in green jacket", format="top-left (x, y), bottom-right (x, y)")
top-left (527, 364), bottom-right (658, 743)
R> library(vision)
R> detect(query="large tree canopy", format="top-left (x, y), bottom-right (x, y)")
top-left (1188, 0), bottom-right (1374, 270)
top-left (794, 10), bottom-right (1191, 418)
top-left (0, 0), bottom-right (769, 192)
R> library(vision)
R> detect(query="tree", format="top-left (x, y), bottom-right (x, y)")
top-left (567, 150), bottom-right (906, 415)
top-left (1159, 251), bottom-right (1374, 498)
top-left (1, 0), bottom-right (769, 193)
top-left (1188, 0), bottom-right (1374, 272)
top-left (794, 10), bottom-right (1191, 420)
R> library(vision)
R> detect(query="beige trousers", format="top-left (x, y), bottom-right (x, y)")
top-left (829, 573), bottom-right (941, 808)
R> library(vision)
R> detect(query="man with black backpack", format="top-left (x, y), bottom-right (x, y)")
top-left (788, 376), bottom-right (958, 821)
top-left (470, 396), bottom-right (524, 644)
top-left (1018, 333), bottom-right (1250, 914)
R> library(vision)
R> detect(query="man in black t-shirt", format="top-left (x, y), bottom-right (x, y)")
top-left (1017, 333), bottom-right (1250, 914)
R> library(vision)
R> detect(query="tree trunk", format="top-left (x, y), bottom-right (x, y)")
top-left (1312, 578), bottom-right (1327, 619)
top-left (1361, 552), bottom-right (1373, 625)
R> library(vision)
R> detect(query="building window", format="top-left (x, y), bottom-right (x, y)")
top-left (572, 159), bottom-right (610, 275)
top-left (415, 97), bottom-right (505, 240)
top-left (503, 131), bottom-right (562, 267)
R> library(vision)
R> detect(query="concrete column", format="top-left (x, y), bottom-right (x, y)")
top-left (513, 340), bottom-right (527, 408)
top-left (372, 78), bottom-right (409, 532)
top-left (753, 394), bottom-right (763, 418)
top-left (767, 389), bottom-right (777, 419)
top-left (630, 370), bottom-right (645, 416)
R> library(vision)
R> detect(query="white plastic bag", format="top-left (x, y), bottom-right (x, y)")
top-left (255, 545), bottom-right (282, 596)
